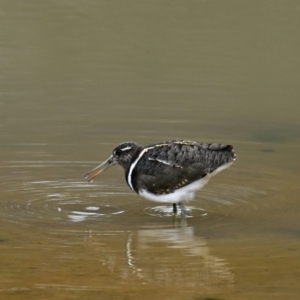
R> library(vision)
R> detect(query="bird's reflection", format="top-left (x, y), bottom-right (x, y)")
top-left (99, 220), bottom-right (234, 290)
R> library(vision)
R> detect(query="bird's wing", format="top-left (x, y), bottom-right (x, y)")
top-left (132, 141), bottom-right (235, 194)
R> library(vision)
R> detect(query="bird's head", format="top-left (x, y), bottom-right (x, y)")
top-left (84, 142), bottom-right (140, 182)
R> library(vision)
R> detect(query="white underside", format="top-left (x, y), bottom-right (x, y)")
top-left (138, 162), bottom-right (232, 204)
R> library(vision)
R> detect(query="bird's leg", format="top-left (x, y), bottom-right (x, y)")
top-left (178, 202), bottom-right (188, 217)
top-left (172, 203), bottom-right (177, 214)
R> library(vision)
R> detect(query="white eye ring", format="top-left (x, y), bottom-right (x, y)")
top-left (114, 149), bottom-right (122, 156)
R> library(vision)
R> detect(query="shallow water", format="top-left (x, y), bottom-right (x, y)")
top-left (1, 1), bottom-right (300, 299)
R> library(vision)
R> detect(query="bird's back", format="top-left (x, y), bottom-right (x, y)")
top-left (127, 140), bottom-right (236, 195)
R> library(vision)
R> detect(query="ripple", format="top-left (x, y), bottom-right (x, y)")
top-left (0, 177), bottom-right (267, 226)
top-left (66, 204), bottom-right (125, 222)
top-left (144, 205), bottom-right (207, 218)
top-left (0, 177), bottom-right (127, 225)
top-left (1, 196), bottom-right (125, 224)
top-left (143, 184), bottom-right (267, 218)
top-left (200, 184), bottom-right (267, 207)
top-left (0, 159), bottom-right (271, 226)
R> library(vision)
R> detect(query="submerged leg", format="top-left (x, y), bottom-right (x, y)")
top-left (178, 202), bottom-right (188, 217)
top-left (172, 203), bottom-right (177, 214)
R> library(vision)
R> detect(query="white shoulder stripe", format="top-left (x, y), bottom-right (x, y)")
top-left (127, 144), bottom-right (169, 191)
top-left (148, 157), bottom-right (183, 168)
top-left (148, 157), bottom-right (173, 166)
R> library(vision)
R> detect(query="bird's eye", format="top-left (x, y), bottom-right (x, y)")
top-left (115, 149), bottom-right (122, 156)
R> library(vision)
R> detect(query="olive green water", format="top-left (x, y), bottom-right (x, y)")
top-left (1, 1), bottom-right (300, 299)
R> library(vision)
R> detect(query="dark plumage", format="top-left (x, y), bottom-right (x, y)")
top-left (85, 140), bottom-right (236, 216)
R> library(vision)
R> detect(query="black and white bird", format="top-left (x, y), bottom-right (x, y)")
top-left (84, 140), bottom-right (236, 216)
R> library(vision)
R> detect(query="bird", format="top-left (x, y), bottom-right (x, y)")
top-left (84, 140), bottom-right (236, 216)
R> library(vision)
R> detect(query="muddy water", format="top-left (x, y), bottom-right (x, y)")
top-left (1, 1), bottom-right (300, 299)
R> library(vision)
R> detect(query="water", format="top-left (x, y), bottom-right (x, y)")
top-left (1, 1), bottom-right (300, 299)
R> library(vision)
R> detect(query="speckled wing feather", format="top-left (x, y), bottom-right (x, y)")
top-left (131, 140), bottom-right (236, 195)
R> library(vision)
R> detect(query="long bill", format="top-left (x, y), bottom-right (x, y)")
top-left (84, 155), bottom-right (116, 182)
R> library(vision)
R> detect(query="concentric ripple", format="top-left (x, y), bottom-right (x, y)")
top-left (0, 157), bottom-right (281, 226)
top-left (144, 183), bottom-right (267, 218)
top-left (0, 159), bottom-right (130, 225)
top-left (144, 205), bottom-right (207, 218)
top-left (0, 179), bottom-right (127, 224)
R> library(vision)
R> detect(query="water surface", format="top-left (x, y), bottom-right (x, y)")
top-left (1, 1), bottom-right (300, 299)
